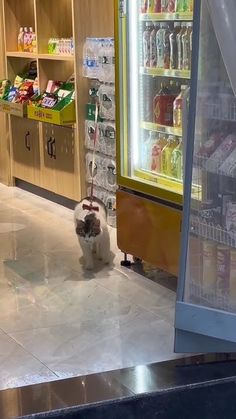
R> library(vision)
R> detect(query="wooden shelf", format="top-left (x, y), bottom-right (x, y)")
top-left (141, 121), bottom-right (182, 137)
top-left (6, 51), bottom-right (38, 59)
top-left (1, 0), bottom-right (114, 202)
top-left (140, 66), bottom-right (191, 79)
top-left (38, 53), bottom-right (74, 61)
top-left (140, 12), bottom-right (193, 21)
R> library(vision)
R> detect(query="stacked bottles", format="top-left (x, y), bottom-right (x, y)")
top-left (18, 27), bottom-right (37, 53)
top-left (48, 38), bottom-right (74, 56)
top-left (143, 21), bottom-right (192, 71)
top-left (142, 131), bottom-right (183, 180)
top-left (83, 38), bottom-right (115, 83)
top-left (141, 0), bottom-right (194, 13)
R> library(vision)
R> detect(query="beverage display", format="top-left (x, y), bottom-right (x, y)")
top-left (141, 0), bottom-right (194, 13)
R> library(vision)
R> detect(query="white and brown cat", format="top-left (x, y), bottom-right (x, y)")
top-left (74, 197), bottom-right (110, 270)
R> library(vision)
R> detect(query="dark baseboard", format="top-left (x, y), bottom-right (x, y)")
top-left (15, 179), bottom-right (78, 210)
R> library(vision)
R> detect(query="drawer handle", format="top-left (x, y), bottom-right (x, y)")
top-left (25, 131), bottom-right (31, 151)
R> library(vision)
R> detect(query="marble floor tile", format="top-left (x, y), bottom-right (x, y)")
top-left (0, 330), bottom-right (57, 390)
top-left (0, 183), bottom-right (179, 389)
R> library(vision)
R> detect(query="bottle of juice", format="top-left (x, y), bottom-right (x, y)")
top-left (182, 22), bottom-right (192, 70)
top-left (154, 0), bottom-right (162, 12)
top-left (143, 23), bottom-right (153, 67)
top-left (17, 27), bottom-right (24, 52)
top-left (32, 30), bottom-right (37, 54)
top-left (168, 0), bottom-right (176, 13)
top-left (171, 140), bottom-right (183, 179)
top-left (156, 23), bottom-right (166, 68)
top-left (23, 27), bottom-right (28, 52)
top-left (169, 22), bottom-right (181, 69)
top-left (163, 24), bottom-right (171, 69)
top-left (161, 136), bottom-right (179, 176)
top-left (147, 0), bottom-right (155, 13)
top-left (173, 85), bottom-right (187, 128)
top-left (188, 0), bottom-right (194, 12)
top-left (151, 133), bottom-right (167, 172)
top-left (161, 0), bottom-right (168, 12)
top-left (153, 83), bottom-right (175, 126)
top-left (141, 0), bottom-right (148, 13)
top-left (150, 23), bottom-right (159, 67)
top-left (28, 27), bottom-right (34, 53)
top-left (175, 0), bottom-right (188, 12)
top-left (177, 23), bottom-right (186, 70)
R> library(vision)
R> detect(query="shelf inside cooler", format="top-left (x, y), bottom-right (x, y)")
top-left (140, 67), bottom-right (191, 79)
top-left (141, 121), bottom-right (182, 137)
top-left (140, 12), bottom-right (193, 22)
top-left (133, 168), bottom-right (201, 198)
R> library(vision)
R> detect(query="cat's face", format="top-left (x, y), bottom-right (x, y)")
top-left (76, 213), bottom-right (101, 243)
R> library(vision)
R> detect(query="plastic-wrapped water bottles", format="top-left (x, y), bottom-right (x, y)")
top-left (83, 38), bottom-right (99, 78)
top-left (98, 84), bottom-right (116, 121)
top-left (98, 38), bottom-right (115, 83)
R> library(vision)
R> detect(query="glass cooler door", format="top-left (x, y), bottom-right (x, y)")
top-left (175, 0), bottom-right (236, 352)
top-left (116, 0), bottom-right (199, 205)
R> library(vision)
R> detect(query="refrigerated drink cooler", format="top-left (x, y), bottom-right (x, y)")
top-left (115, 0), bottom-right (197, 275)
top-left (175, 0), bottom-right (236, 352)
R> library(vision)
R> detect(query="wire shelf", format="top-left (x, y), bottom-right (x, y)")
top-left (190, 218), bottom-right (236, 248)
top-left (204, 99), bottom-right (236, 122)
top-left (187, 281), bottom-right (235, 313)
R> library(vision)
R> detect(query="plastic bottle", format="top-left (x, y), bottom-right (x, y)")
top-left (173, 85), bottom-right (187, 128)
top-left (177, 23), bottom-right (186, 70)
top-left (23, 27), bottom-right (28, 52)
top-left (161, 0), bottom-right (168, 12)
top-left (151, 133), bottom-right (167, 172)
top-left (156, 23), bottom-right (166, 68)
top-left (182, 22), bottom-right (192, 70)
top-left (142, 132), bottom-right (153, 170)
top-left (171, 141), bottom-right (183, 179)
top-left (150, 23), bottom-right (159, 67)
top-left (169, 23), bottom-right (181, 69)
top-left (168, 0), bottom-right (176, 13)
top-left (188, 0), bottom-right (194, 12)
top-left (28, 27), bottom-right (34, 53)
top-left (163, 24), bottom-right (171, 69)
top-left (161, 136), bottom-right (179, 176)
top-left (147, 0), bottom-right (155, 13)
top-left (175, 0), bottom-right (188, 12)
top-left (143, 23), bottom-right (153, 67)
top-left (154, 0), bottom-right (161, 12)
top-left (141, 0), bottom-right (148, 13)
top-left (153, 83), bottom-right (175, 126)
top-left (17, 27), bottom-right (24, 52)
top-left (31, 30), bottom-right (37, 54)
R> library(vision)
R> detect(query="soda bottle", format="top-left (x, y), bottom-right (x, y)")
top-left (161, 0), bottom-right (168, 12)
top-left (169, 22), bottom-right (181, 69)
top-left (182, 22), bottom-right (192, 71)
top-left (154, 0), bottom-right (162, 12)
top-left (150, 23), bottom-right (159, 67)
top-left (147, 0), bottom-right (155, 13)
top-left (161, 136), bottom-right (179, 176)
top-left (177, 23), bottom-right (187, 70)
top-left (171, 140), bottom-right (183, 179)
top-left (173, 85), bottom-right (187, 128)
top-left (143, 23), bottom-right (153, 67)
top-left (168, 0), bottom-right (176, 13)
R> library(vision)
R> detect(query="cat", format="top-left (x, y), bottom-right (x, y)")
top-left (74, 197), bottom-right (110, 270)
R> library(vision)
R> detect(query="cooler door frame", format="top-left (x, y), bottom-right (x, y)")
top-left (115, 0), bottom-right (183, 206)
top-left (175, 0), bottom-right (236, 353)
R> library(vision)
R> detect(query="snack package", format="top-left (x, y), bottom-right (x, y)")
top-left (41, 93), bottom-right (58, 108)
top-left (0, 80), bottom-right (11, 99)
top-left (16, 81), bottom-right (34, 103)
top-left (205, 134), bottom-right (236, 173)
top-left (197, 132), bottom-right (224, 158)
top-left (14, 75), bottom-right (23, 88)
top-left (8, 87), bottom-right (19, 103)
top-left (46, 80), bottom-right (63, 94)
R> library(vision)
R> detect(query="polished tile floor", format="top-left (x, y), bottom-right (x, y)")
top-left (0, 184), bottom-right (180, 390)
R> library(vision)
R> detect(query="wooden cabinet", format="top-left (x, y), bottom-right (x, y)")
top-left (1, 0), bottom-right (114, 201)
top-left (11, 116), bottom-right (40, 185)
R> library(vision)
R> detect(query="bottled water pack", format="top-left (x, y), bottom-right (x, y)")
top-left (83, 37), bottom-right (115, 83)
top-left (86, 152), bottom-right (117, 193)
top-left (87, 185), bottom-right (117, 228)
top-left (85, 120), bottom-right (116, 157)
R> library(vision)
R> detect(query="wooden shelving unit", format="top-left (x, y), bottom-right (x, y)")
top-left (1, 0), bottom-right (114, 201)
